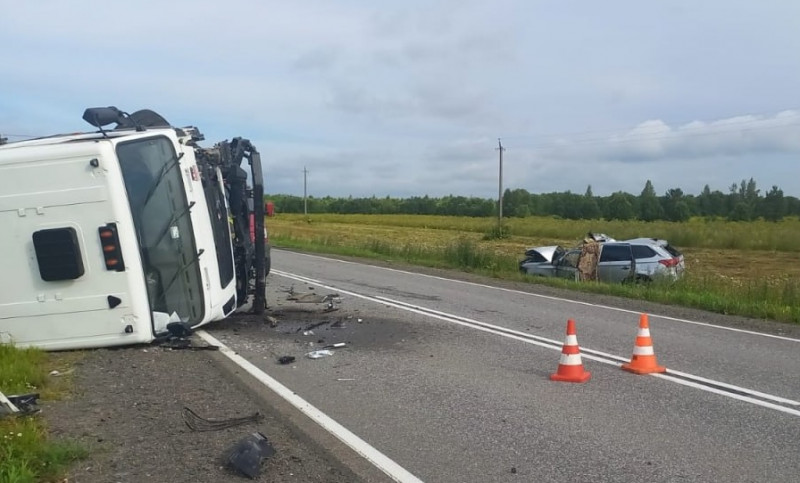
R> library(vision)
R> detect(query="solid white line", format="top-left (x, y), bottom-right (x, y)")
top-left (278, 250), bottom-right (800, 343)
top-left (652, 373), bottom-right (800, 417)
top-left (196, 330), bottom-right (425, 483)
top-left (273, 269), bottom-right (800, 416)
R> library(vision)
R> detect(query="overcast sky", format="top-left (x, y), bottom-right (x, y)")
top-left (2, 1), bottom-right (799, 198)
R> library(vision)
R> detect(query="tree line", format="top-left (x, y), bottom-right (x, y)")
top-left (266, 178), bottom-right (799, 222)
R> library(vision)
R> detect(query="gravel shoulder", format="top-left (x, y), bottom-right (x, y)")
top-left (42, 338), bottom-right (368, 483)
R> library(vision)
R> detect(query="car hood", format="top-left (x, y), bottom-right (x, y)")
top-left (523, 245), bottom-right (565, 262)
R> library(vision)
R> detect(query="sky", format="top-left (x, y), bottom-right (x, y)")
top-left (2, 1), bottom-right (799, 199)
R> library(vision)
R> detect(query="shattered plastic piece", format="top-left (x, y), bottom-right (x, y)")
top-left (306, 350), bottom-right (334, 359)
top-left (278, 356), bottom-right (296, 365)
top-left (226, 432), bottom-right (275, 479)
top-left (323, 343), bottom-right (346, 349)
top-left (8, 393), bottom-right (40, 413)
top-left (302, 330), bottom-right (314, 336)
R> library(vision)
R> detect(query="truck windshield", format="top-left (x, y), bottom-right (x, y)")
top-left (117, 136), bottom-right (205, 325)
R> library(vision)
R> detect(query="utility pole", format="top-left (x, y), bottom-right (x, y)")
top-left (303, 166), bottom-right (309, 216)
top-left (496, 138), bottom-right (505, 226)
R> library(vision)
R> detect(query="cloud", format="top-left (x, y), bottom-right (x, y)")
top-left (3, 1), bottom-right (800, 199)
top-left (535, 111), bottom-right (800, 164)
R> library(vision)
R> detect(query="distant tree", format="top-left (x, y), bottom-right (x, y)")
top-left (729, 202), bottom-right (752, 222)
top-left (726, 179), bottom-right (759, 221)
top-left (604, 191), bottom-right (635, 220)
top-left (503, 188), bottom-right (532, 217)
top-left (581, 185), bottom-right (602, 219)
top-left (561, 192), bottom-right (586, 220)
top-left (759, 186), bottom-right (786, 222)
top-left (697, 184), bottom-right (727, 218)
top-left (786, 196), bottom-right (800, 217)
top-left (663, 188), bottom-right (691, 222)
top-left (639, 180), bottom-right (664, 221)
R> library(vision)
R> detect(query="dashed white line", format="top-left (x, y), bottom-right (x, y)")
top-left (273, 268), bottom-right (800, 417)
top-left (281, 250), bottom-right (800, 343)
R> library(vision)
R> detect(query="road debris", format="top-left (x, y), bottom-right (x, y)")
top-left (277, 356), bottom-right (296, 365)
top-left (226, 432), bottom-right (276, 479)
top-left (323, 343), bottom-right (346, 349)
top-left (182, 406), bottom-right (263, 432)
top-left (302, 330), bottom-right (315, 336)
top-left (0, 390), bottom-right (20, 416)
top-left (306, 350), bottom-right (334, 359)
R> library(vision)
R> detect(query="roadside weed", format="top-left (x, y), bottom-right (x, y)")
top-left (0, 345), bottom-right (86, 482)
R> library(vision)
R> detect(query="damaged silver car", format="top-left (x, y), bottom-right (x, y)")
top-left (519, 237), bottom-right (685, 283)
top-left (520, 243), bottom-right (637, 283)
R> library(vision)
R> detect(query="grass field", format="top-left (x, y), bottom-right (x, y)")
top-left (0, 345), bottom-right (86, 482)
top-left (266, 214), bottom-right (800, 324)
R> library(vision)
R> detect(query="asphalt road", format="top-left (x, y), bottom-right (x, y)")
top-left (206, 249), bottom-right (800, 483)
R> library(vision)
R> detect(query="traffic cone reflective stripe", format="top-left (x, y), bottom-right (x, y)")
top-left (621, 313), bottom-right (666, 375)
top-left (632, 345), bottom-right (654, 356)
top-left (550, 319), bottom-right (591, 383)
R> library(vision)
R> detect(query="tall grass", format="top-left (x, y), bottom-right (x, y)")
top-left (274, 214), bottom-right (800, 252)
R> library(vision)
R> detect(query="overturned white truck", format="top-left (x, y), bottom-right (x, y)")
top-left (0, 107), bottom-right (267, 350)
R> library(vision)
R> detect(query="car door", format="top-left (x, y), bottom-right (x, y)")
top-left (554, 250), bottom-right (580, 281)
top-left (597, 243), bottom-right (636, 283)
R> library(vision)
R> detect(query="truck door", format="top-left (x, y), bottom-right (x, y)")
top-left (597, 243), bottom-right (636, 283)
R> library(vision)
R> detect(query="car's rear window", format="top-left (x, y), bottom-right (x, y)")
top-left (631, 245), bottom-right (657, 259)
top-left (664, 244), bottom-right (683, 257)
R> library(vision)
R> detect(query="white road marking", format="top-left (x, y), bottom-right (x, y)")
top-left (196, 330), bottom-right (425, 483)
top-left (273, 269), bottom-right (800, 417)
top-left (280, 250), bottom-right (800, 343)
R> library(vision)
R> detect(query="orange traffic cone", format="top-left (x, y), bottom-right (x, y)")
top-left (621, 313), bottom-right (666, 374)
top-left (550, 319), bottom-right (591, 383)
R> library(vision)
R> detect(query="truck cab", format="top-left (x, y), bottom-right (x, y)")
top-left (0, 112), bottom-right (241, 350)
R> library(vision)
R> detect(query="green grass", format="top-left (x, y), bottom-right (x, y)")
top-left (274, 214), bottom-right (800, 252)
top-left (0, 345), bottom-right (87, 483)
top-left (271, 229), bottom-right (800, 324)
top-left (0, 345), bottom-right (48, 396)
